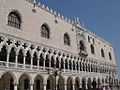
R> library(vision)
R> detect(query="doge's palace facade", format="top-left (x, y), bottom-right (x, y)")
top-left (0, 0), bottom-right (119, 90)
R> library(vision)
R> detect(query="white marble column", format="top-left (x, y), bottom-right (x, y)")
top-left (43, 84), bottom-right (46, 90)
top-left (30, 84), bottom-right (33, 90)
top-left (64, 84), bottom-right (67, 90)
top-left (43, 59), bottom-right (46, 70)
top-left (6, 51), bottom-right (10, 67)
top-left (37, 57), bottom-right (40, 70)
top-left (63, 58), bottom-right (65, 72)
top-left (30, 56), bottom-right (33, 69)
top-left (73, 84), bottom-right (75, 90)
top-left (14, 84), bottom-right (18, 90)
top-left (23, 55), bottom-right (26, 69)
top-left (15, 53), bottom-right (18, 68)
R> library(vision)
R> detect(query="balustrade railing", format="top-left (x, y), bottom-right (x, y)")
top-left (0, 61), bottom-right (112, 76)
top-left (17, 63), bottom-right (23, 68)
top-left (9, 62), bottom-right (15, 67)
top-left (0, 61), bottom-right (6, 67)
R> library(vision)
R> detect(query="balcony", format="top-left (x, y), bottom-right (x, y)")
top-left (79, 50), bottom-right (88, 57)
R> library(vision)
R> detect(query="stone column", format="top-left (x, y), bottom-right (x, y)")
top-left (30, 56), bottom-right (33, 69)
top-left (14, 84), bottom-right (18, 90)
top-left (43, 58), bottom-right (46, 70)
top-left (23, 55), bottom-right (26, 69)
top-left (64, 84), bottom-right (67, 90)
top-left (79, 83), bottom-right (82, 89)
top-left (15, 52), bottom-right (18, 68)
top-left (49, 59), bottom-right (51, 69)
top-left (78, 62), bottom-right (80, 74)
top-left (73, 84), bottom-right (75, 90)
top-left (71, 61), bottom-right (73, 73)
top-left (6, 51), bottom-right (10, 67)
top-left (37, 57), bottom-right (40, 70)
top-left (30, 84), bottom-right (33, 90)
top-left (43, 84), bottom-right (46, 90)
top-left (67, 59), bottom-right (69, 73)
top-left (63, 58), bottom-right (65, 72)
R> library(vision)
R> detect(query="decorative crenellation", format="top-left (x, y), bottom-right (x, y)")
top-left (25, 0), bottom-right (78, 26)
top-left (25, 0), bottom-right (112, 47)
top-left (86, 30), bottom-right (112, 46)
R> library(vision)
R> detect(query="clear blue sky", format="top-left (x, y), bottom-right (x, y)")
top-left (37, 0), bottom-right (120, 76)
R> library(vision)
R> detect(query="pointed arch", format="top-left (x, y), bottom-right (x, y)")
top-left (0, 45), bottom-right (7, 61)
top-left (79, 40), bottom-right (85, 51)
top-left (0, 71), bottom-right (16, 90)
top-left (9, 47), bottom-right (16, 62)
top-left (67, 76), bottom-right (73, 90)
top-left (18, 49), bottom-right (24, 64)
top-left (101, 49), bottom-right (105, 57)
top-left (33, 52), bottom-right (37, 65)
top-left (25, 51), bottom-right (31, 65)
top-left (41, 23), bottom-right (50, 38)
top-left (90, 44), bottom-right (95, 54)
top-left (109, 52), bottom-right (112, 60)
top-left (8, 10), bottom-right (21, 29)
top-left (64, 33), bottom-right (70, 46)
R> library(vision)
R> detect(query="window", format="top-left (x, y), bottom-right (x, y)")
top-left (101, 49), bottom-right (105, 57)
top-left (90, 44), bottom-right (95, 54)
top-left (109, 52), bottom-right (112, 60)
top-left (64, 33), bottom-right (70, 46)
top-left (9, 47), bottom-right (16, 62)
top-left (18, 49), bottom-right (24, 64)
top-left (41, 24), bottom-right (49, 38)
top-left (0, 45), bottom-right (7, 61)
top-left (93, 38), bottom-right (95, 44)
top-left (88, 36), bottom-right (90, 42)
top-left (80, 40), bottom-right (85, 51)
top-left (8, 11), bottom-right (21, 29)
top-left (25, 51), bottom-right (31, 64)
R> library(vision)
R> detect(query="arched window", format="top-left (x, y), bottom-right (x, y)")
top-left (8, 11), bottom-right (21, 29)
top-left (65, 59), bottom-right (68, 69)
top-left (64, 33), bottom-right (70, 46)
top-left (25, 51), bottom-right (31, 64)
top-left (51, 56), bottom-right (54, 67)
top-left (33, 52), bottom-right (37, 65)
top-left (0, 45), bottom-right (7, 61)
top-left (90, 44), bottom-right (95, 54)
top-left (61, 59), bottom-right (64, 69)
top-left (39, 54), bottom-right (44, 66)
top-left (41, 24), bottom-right (49, 38)
top-left (18, 49), bottom-right (24, 64)
top-left (69, 61), bottom-right (72, 70)
top-left (73, 61), bottom-right (75, 70)
top-left (56, 57), bottom-right (59, 68)
top-left (101, 49), bottom-right (105, 57)
top-left (109, 52), bottom-right (112, 60)
top-left (9, 47), bottom-right (16, 62)
top-left (80, 40), bottom-right (85, 51)
top-left (45, 55), bottom-right (49, 67)
top-left (88, 36), bottom-right (90, 42)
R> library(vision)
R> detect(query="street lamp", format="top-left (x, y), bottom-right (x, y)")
top-left (47, 67), bottom-right (62, 90)
top-left (53, 68), bottom-right (62, 90)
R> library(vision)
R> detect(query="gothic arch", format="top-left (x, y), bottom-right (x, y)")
top-left (19, 72), bottom-right (32, 84)
top-left (0, 71), bottom-right (17, 84)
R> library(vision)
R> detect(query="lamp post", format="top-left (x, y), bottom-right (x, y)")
top-left (108, 73), bottom-right (114, 90)
top-left (47, 66), bottom-right (62, 90)
top-left (53, 68), bottom-right (62, 90)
